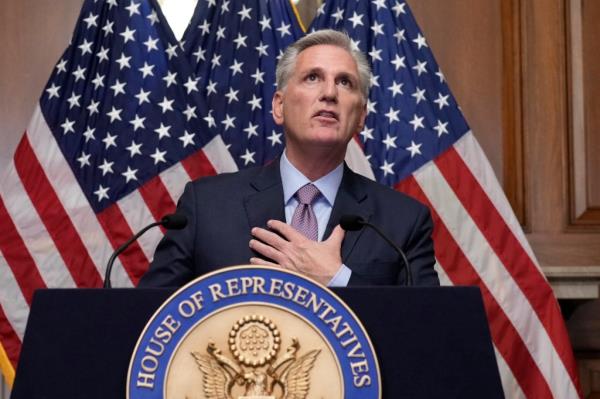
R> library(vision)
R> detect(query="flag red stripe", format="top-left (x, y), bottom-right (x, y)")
top-left (434, 147), bottom-right (578, 384)
top-left (96, 203), bottom-right (149, 285)
top-left (397, 177), bottom-right (553, 398)
top-left (181, 149), bottom-right (217, 180)
top-left (352, 134), bottom-right (365, 149)
top-left (14, 136), bottom-right (103, 288)
top-left (0, 197), bottom-right (46, 304)
top-left (0, 305), bottom-right (21, 368)
top-left (138, 175), bottom-right (177, 227)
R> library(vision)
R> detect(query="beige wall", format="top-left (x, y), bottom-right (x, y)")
top-left (0, 0), bottom-right (82, 172)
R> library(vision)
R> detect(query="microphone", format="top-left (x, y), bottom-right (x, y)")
top-left (103, 213), bottom-right (188, 288)
top-left (160, 213), bottom-right (188, 229)
top-left (340, 214), bottom-right (413, 286)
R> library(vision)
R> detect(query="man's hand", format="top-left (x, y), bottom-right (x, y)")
top-left (249, 220), bottom-right (345, 285)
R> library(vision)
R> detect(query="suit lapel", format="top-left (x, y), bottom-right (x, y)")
top-left (244, 160), bottom-right (286, 229)
top-left (324, 165), bottom-right (373, 262)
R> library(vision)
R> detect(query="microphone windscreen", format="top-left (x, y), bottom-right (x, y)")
top-left (340, 214), bottom-right (365, 231)
top-left (161, 213), bottom-right (188, 230)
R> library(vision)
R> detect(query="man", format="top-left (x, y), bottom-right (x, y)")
top-left (138, 30), bottom-right (439, 288)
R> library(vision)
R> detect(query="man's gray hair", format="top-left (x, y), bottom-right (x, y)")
top-left (275, 29), bottom-right (371, 102)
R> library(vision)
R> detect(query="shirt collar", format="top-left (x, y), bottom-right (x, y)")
top-left (280, 151), bottom-right (343, 206)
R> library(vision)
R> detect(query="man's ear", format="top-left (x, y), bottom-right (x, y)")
top-left (356, 102), bottom-right (368, 133)
top-left (272, 91), bottom-right (284, 126)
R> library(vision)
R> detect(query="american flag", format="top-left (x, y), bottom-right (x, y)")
top-left (309, 0), bottom-right (581, 398)
top-left (180, 0), bottom-right (303, 166)
top-left (0, 0), bottom-right (580, 398)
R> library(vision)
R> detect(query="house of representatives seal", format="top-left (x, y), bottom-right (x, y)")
top-left (127, 266), bottom-right (381, 399)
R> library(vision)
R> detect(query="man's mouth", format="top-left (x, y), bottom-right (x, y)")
top-left (313, 110), bottom-right (339, 121)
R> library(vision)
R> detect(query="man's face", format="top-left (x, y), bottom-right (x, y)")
top-left (272, 44), bottom-right (367, 155)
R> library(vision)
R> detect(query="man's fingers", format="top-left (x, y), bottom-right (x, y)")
top-left (249, 239), bottom-right (283, 263)
top-left (249, 257), bottom-right (279, 268)
top-left (267, 220), bottom-right (306, 242)
top-left (326, 225), bottom-right (345, 247)
top-left (249, 221), bottom-right (343, 282)
top-left (251, 227), bottom-right (288, 250)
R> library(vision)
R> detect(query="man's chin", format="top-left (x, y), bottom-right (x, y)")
top-left (307, 138), bottom-right (351, 150)
top-left (307, 130), bottom-right (353, 146)
top-left (285, 130), bottom-right (352, 157)
top-left (297, 140), bottom-right (351, 163)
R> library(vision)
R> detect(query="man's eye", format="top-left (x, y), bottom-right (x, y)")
top-left (339, 78), bottom-right (352, 87)
top-left (306, 73), bottom-right (317, 81)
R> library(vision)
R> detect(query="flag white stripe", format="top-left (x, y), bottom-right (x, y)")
top-left (159, 161), bottom-right (192, 205)
top-left (27, 106), bottom-right (132, 287)
top-left (414, 161), bottom-right (578, 398)
top-left (0, 254), bottom-right (29, 340)
top-left (117, 190), bottom-right (163, 262)
top-left (345, 139), bottom-right (375, 180)
top-left (453, 133), bottom-right (539, 267)
top-left (433, 259), bottom-right (453, 286)
top-left (202, 135), bottom-right (239, 174)
top-left (0, 163), bottom-right (75, 288)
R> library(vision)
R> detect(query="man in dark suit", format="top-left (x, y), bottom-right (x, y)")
top-left (138, 30), bottom-right (439, 288)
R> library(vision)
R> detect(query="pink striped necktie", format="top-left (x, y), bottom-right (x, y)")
top-left (291, 183), bottom-right (321, 241)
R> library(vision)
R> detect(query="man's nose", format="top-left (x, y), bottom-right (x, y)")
top-left (319, 79), bottom-right (338, 103)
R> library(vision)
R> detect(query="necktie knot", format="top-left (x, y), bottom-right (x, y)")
top-left (295, 184), bottom-right (321, 205)
top-left (291, 184), bottom-right (320, 241)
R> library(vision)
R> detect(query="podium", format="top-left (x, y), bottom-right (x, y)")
top-left (11, 287), bottom-right (503, 398)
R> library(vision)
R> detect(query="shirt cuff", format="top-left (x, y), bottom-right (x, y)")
top-left (327, 264), bottom-right (352, 287)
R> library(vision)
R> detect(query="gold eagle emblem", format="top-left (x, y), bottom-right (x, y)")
top-left (191, 315), bottom-right (320, 399)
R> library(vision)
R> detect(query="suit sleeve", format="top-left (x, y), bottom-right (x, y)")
top-left (137, 182), bottom-right (197, 287)
top-left (404, 205), bottom-right (439, 286)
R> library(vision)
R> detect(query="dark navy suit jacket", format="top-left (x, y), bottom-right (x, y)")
top-left (138, 161), bottom-right (439, 287)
